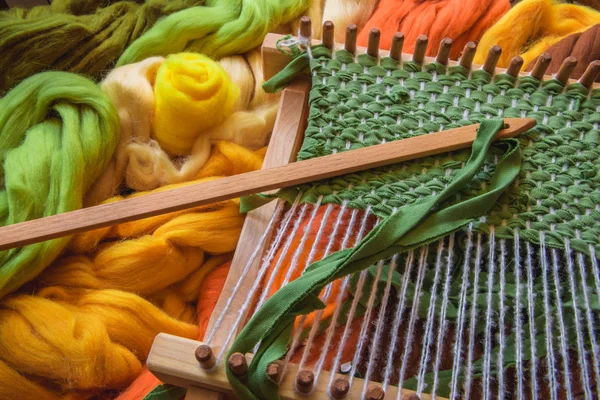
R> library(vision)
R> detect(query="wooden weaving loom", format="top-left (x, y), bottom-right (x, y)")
top-left (1, 17), bottom-right (600, 400)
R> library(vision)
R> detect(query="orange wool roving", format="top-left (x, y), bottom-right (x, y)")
top-left (357, 0), bottom-right (510, 60)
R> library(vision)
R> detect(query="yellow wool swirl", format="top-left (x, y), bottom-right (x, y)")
top-left (153, 53), bottom-right (239, 156)
top-left (474, 0), bottom-right (600, 68)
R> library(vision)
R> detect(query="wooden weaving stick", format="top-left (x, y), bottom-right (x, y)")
top-left (0, 118), bottom-right (534, 251)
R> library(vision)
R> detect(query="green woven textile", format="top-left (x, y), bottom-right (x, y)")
top-left (276, 46), bottom-right (600, 256)
top-left (228, 45), bottom-right (600, 399)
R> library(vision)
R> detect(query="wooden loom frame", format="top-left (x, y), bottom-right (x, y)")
top-left (145, 19), bottom-right (600, 400)
top-left (0, 16), bottom-right (597, 400)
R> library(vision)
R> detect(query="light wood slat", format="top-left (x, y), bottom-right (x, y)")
top-left (0, 118), bottom-right (535, 251)
top-left (206, 79), bottom-right (310, 347)
top-left (148, 333), bottom-right (432, 400)
top-left (185, 386), bottom-right (225, 400)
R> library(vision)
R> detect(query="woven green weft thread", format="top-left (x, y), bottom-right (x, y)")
top-left (264, 46), bottom-right (600, 256)
top-left (228, 120), bottom-right (522, 400)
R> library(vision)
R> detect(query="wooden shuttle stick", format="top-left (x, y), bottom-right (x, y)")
top-left (0, 118), bottom-right (535, 250)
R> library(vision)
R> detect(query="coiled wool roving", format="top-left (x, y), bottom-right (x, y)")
top-left (92, 50), bottom-right (279, 195)
top-left (0, 0), bottom-right (205, 95)
top-left (116, 0), bottom-right (311, 65)
top-left (0, 72), bottom-right (119, 300)
top-left (153, 53), bottom-right (239, 156)
top-left (474, 0), bottom-right (600, 68)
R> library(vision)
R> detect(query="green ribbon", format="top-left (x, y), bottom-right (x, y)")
top-left (226, 119), bottom-right (522, 399)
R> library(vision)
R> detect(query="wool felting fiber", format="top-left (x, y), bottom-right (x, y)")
top-left (98, 50), bottom-right (278, 193)
top-left (0, 141), bottom-right (265, 399)
top-left (153, 53), bottom-right (239, 156)
top-left (0, 0), bottom-right (204, 95)
top-left (357, 0), bottom-right (510, 60)
top-left (474, 0), bottom-right (600, 68)
top-left (85, 56), bottom-right (165, 206)
top-left (117, 0), bottom-right (310, 66)
top-left (525, 24), bottom-right (600, 81)
top-left (323, 0), bottom-right (378, 43)
top-left (0, 72), bottom-right (119, 300)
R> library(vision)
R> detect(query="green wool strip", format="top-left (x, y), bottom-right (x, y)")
top-left (0, 71), bottom-right (119, 299)
top-left (227, 120), bottom-right (522, 400)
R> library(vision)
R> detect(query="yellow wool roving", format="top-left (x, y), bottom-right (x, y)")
top-left (122, 50), bottom-right (279, 191)
top-left (474, 0), bottom-right (600, 68)
top-left (153, 53), bottom-right (239, 156)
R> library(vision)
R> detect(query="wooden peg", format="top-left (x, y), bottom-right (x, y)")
top-left (227, 352), bottom-right (248, 377)
top-left (345, 24), bottom-right (357, 54)
top-left (296, 369), bottom-right (315, 394)
top-left (367, 28), bottom-right (381, 58)
top-left (266, 363), bottom-right (281, 382)
top-left (555, 56), bottom-right (578, 84)
top-left (390, 32), bottom-right (404, 61)
top-left (322, 20), bottom-right (334, 50)
top-left (506, 56), bottom-right (524, 77)
top-left (579, 60), bottom-right (600, 88)
top-left (435, 37), bottom-right (453, 65)
top-left (299, 16), bottom-right (311, 38)
top-left (459, 42), bottom-right (477, 70)
top-left (330, 377), bottom-right (350, 399)
top-left (482, 45), bottom-right (502, 74)
top-left (401, 394), bottom-right (421, 400)
top-left (413, 34), bottom-right (428, 64)
top-left (529, 53), bottom-right (551, 80)
top-left (194, 344), bottom-right (216, 369)
top-left (366, 385), bottom-right (385, 400)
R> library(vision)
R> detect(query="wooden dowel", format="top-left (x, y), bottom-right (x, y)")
top-left (459, 42), bottom-right (477, 70)
top-left (367, 28), bottom-right (381, 58)
top-left (299, 16), bottom-right (311, 38)
top-left (296, 370), bottom-right (314, 394)
top-left (322, 20), bottom-right (334, 49)
top-left (482, 45), bottom-right (502, 74)
top-left (195, 345), bottom-right (216, 369)
top-left (227, 353), bottom-right (248, 377)
top-left (366, 385), bottom-right (385, 400)
top-left (435, 38), bottom-right (452, 65)
top-left (345, 24), bottom-right (357, 54)
top-left (390, 32), bottom-right (404, 61)
top-left (579, 60), bottom-right (600, 88)
top-left (413, 34), bottom-right (428, 64)
top-left (555, 56), bottom-right (578, 84)
top-left (0, 118), bottom-right (536, 251)
top-left (330, 378), bottom-right (350, 399)
top-left (530, 53), bottom-right (551, 80)
top-left (506, 56), bottom-right (524, 77)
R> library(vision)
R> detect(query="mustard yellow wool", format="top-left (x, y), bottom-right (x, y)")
top-left (153, 53), bottom-right (239, 156)
top-left (0, 291), bottom-right (197, 394)
top-left (474, 0), bottom-right (600, 68)
top-left (0, 142), bottom-right (265, 399)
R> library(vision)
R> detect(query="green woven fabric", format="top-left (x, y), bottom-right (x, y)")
top-left (272, 46), bottom-right (600, 256)
top-left (228, 45), bottom-right (600, 399)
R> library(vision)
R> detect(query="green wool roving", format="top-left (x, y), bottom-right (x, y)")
top-left (0, 0), bottom-right (206, 94)
top-left (0, 71), bottom-right (119, 299)
top-left (116, 0), bottom-right (311, 66)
